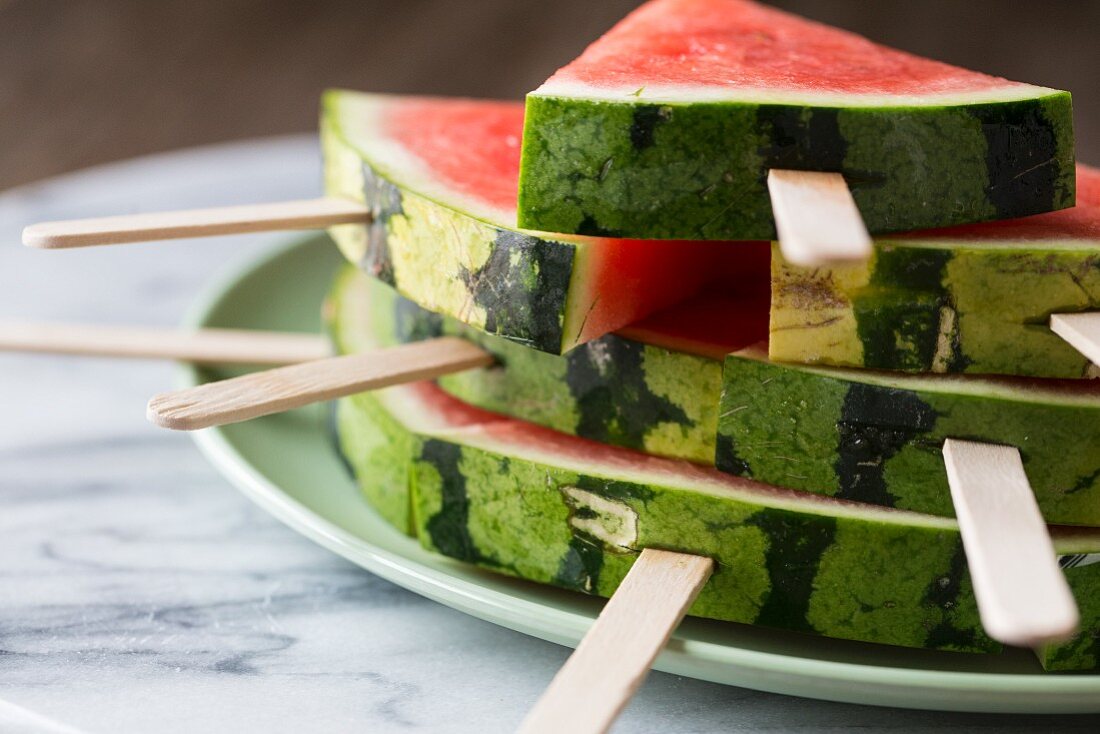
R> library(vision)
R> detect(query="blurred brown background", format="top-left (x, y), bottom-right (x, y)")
top-left (2, 0), bottom-right (1097, 190)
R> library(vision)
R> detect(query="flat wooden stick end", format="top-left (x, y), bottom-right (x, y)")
top-left (22, 224), bottom-right (66, 249)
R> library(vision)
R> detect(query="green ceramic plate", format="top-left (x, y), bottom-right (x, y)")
top-left (182, 235), bottom-right (1100, 714)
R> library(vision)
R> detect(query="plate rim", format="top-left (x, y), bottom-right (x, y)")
top-left (179, 235), bottom-right (1100, 714)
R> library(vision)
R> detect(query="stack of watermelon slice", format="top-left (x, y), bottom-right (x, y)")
top-left (322, 0), bottom-right (1100, 671)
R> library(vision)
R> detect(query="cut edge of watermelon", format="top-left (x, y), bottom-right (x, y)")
top-left (531, 0), bottom-right (1065, 107)
top-left (530, 82), bottom-right (1067, 108)
top-left (324, 89), bottom-right (521, 231)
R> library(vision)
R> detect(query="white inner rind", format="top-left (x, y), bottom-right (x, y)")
top-left (879, 238), bottom-right (1100, 251)
top-left (531, 82), bottom-right (1065, 107)
top-left (735, 345), bottom-right (1100, 408)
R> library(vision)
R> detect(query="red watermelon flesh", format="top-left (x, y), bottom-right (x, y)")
top-left (538, 0), bottom-right (1043, 102)
top-left (385, 99), bottom-right (524, 217)
top-left (618, 283), bottom-right (770, 361)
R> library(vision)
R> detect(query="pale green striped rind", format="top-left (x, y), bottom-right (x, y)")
top-left (769, 241), bottom-right (1100, 379)
top-left (411, 433), bottom-right (989, 652)
top-left (327, 267), bottom-right (418, 533)
top-left (321, 91), bottom-right (580, 354)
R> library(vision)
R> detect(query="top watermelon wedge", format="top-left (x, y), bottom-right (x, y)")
top-left (321, 90), bottom-right (760, 354)
top-left (517, 0), bottom-right (1075, 240)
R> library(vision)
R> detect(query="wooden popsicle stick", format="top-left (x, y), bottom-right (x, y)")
top-left (147, 336), bottom-right (493, 430)
top-left (1050, 313), bottom-right (1100, 366)
top-left (0, 320), bottom-right (329, 366)
top-left (518, 549), bottom-right (713, 734)
top-left (767, 169), bottom-right (873, 266)
top-left (942, 439), bottom-right (1078, 647)
top-left (22, 197), bottom-right (370, 249)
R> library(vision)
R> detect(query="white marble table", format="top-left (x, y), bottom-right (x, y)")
top-left (1, 138), bottom-right (1098, 733)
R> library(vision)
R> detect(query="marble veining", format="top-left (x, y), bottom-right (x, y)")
top-left (1, 137), bottom-right (1099, 733)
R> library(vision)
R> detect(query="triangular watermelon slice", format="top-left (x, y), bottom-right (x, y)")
top-left (771, 165), bottom-right (1100, 378)
top-left (517, 0), bottom-right (1075, 240)
top-left (321, 90), bottom-right (764, 355)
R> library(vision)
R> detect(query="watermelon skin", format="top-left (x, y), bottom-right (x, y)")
top-left (321, 90), bottom-right (736, 355)
top-left (517, 0), bottom-right (1075, 240)
top-left (1041, 550), bottom-right (1100, 671)
top-left (770, 168), bottom-right (1100, 379)
top-left (330, 264), bottom-right (728, 465)
top-left (717, 348), bottom-right (1100, 525)
top-left (411, 425), bottom-right (991, 654)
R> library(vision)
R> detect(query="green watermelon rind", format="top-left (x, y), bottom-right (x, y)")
top-left (769, 240), bottom-right (1100, 379)
top-left (325, 269), bottom-right (1100, 667)
top-left (321, 89), bottom-right (586, 355)
top-left (717, 345), bottom-right (1100, 525)
top-left (516, 93), bottom-right (1075, 240)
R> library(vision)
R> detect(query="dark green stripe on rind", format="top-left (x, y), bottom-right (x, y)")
top-left (518, 94), bottom-right (1075, 240)
top-left (747, 509), bottom-right (836, 633)
top-left (1042, 560), bottom-right (1100, 671)
top-left (971, 97), bottom-right (1074, 219)
top-left (717, 351), bottom-right (1100, 524)
top-left (420, 439), bottom-right (483, 564)
top-left (461, 230), bottom-right (574, 353)
top-left (359, 164), bottom-right (404, 287)
top-left (852, 247), bottom-right (969, 372)
top-left (921, 545), bottom-right (982, 652)
top-left (771, 241), bottom-right (1100, 378)
top-left (756, 105), bottom-right (847, 174)
top-left (834, 382), bottom-right (937, 506)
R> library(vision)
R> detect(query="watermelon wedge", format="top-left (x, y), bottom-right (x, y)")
top-left (326, 281), bottom-right (1100, 666)
top-left (517, 0), bottom-right (1075, 240)
top-left (321, 90), bottom-right (762, 355)
top-left (329, 266), bottom-right (1100, 526)
top-left (771, 165), bottom-right (1100, 379)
